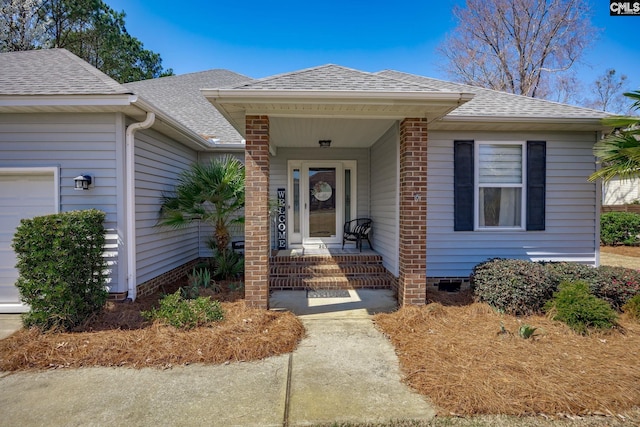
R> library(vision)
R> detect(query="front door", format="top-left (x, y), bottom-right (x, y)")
top-left (288, 161), bottom-right (356, 248)
top-left (306, 165), bottom-right (340, 246)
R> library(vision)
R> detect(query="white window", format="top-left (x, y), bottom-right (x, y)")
top-left (475, 142), bottom-right (526, 230)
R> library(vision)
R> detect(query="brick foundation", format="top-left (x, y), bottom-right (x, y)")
top-left (244, 115), bottom-right (271, 309)
top-left (397, 118), bottom-right (428, 306)
top-left (107, 258), bottom-right (203, 301)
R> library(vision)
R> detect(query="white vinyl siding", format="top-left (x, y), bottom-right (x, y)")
top-left (427, 131), bottom-right (598, 278)
top-left (370, 123), bottom-right (399, 275)
top-left (134, 128), bottom-right (198, 284)
top-left (0, 113), bottom-right (120, 292)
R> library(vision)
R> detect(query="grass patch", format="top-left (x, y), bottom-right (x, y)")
top-left (311, 412), bottom-right (640, 426)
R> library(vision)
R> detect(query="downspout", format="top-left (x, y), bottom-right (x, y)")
top-left (125, 112), bottom-right (156, 301)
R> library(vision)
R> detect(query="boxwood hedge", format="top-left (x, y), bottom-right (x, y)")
top-left (471, 258), bottom-right (555, 315)
top-left (471, 258), bottom-right (640, 315)
top-left (12, 209), bottom-right (108, 332)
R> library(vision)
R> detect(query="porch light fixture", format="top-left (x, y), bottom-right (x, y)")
top-left (74, 175), bottom-right (92, 190)
top-left (318, 139), bottom-right (331, 148)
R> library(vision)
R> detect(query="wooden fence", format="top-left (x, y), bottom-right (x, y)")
top-left (602, 205), bottom-right (640, 214)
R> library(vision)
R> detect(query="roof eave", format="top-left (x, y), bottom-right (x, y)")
top-left (0, 94), bottom-right (137, 109)
top-left (432, 115), bottom-right (609, 132)
top-left (206, 142), bottom-right (246, 151)
top-left (0, 94), bottom-right (230, 152)
top-left (202, 89), bottom-right (476, 136)
top-left (130, 97), bottom-right (225, 151)
top-left (202, 89), bottom-right (475, 101)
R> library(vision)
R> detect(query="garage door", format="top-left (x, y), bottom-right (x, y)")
top-left (0, 170), bottom-right (57, 313)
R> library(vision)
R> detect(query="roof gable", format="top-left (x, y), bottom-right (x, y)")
top-left (204, 65), bottom-right (475, 135)
top-left (0, 49), bottom-right (131, 96)
top-left (229, 64), bottom-right (448, 92)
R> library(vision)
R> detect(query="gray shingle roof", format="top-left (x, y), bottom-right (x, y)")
top-left (228, 64), bottom-right (446, 92)
top-left (0, 48), bottom-right (131, 95)
top-left (126, 69), bottom-right (252, 143)
top-left (377, 70), bottom-right (609, 119)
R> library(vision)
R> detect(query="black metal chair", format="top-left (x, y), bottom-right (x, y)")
top-left (342, 218), bottom-right (373, 252)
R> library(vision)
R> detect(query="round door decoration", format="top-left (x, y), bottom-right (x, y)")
top-left (312, 181), bottom-right (332, 201)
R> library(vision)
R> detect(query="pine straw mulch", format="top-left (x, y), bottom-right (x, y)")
top-left (0, 281), bottom-right (305, 371)
top-left (374, 289), bottom-right (640, 418)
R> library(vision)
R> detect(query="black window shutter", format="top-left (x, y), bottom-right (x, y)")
top-left (526, 141), bottom-right (546, 231)
top-left (454, 140), bottom-right (474, 231)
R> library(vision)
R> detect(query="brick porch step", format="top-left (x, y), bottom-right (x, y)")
top-left (269, 253), bottom-right (395, 291)
top-left (270, 264), bottom-right (387, 278)
top-left (271, 253), bottom-right (384, 266)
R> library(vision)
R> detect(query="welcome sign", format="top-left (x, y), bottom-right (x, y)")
top-left (277, 188), bottom-right (286, 249)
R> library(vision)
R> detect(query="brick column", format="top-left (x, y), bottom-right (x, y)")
top-left (244, 115), bottom-right (270, 309)
top-left (398, 118), bottom-right (428, 306)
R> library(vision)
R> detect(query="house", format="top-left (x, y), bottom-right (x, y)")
top-left (0, 49), bottom-right (609, 312)
top-left (603, 177), bottom-right (640, 205)
top-left (0, 49), bottom-right (249, 312)
top-left (203, 66), bottom-right (609, 307)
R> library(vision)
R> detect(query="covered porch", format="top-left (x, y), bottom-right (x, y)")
top-left (203, 65), bottom-right (473, 309)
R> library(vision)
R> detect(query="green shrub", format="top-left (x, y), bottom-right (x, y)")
top-left (228, 282), bottom-right (244, 293)
top-left (540, 262), bottom-right (639, 311)
top-left (544, 281), bottom-right (618, 334)
top-left (542, 262), bottom-right (600, 286)
top-left (209, 248), bottom-right (244, 281)
top-left (182, 267), bottom-right (216, 299)
top-left (600, 211), bottom-right (640, 246)
top-left (471, 259), bottom-right (640, 316)
top-left (622, 294), bottom-right (640, 321)
top-left (142, 290), bottom-right (224, 329)
top-left (190, 267), bottom-right (212, 288)
top-left (591, 265), bottom-right (640, 310)
top-left (518, 324), bottom-right (539, 339)
top-left (11, 209), bottom-right (108, 332)
top-left (471, 258), bottom-right (555, 315)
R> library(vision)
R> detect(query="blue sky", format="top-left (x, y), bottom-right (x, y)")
top-left (105, 0), bottom-right (639, 93)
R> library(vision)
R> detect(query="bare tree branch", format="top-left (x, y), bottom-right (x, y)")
top-left (585, 69), bottom-right (631, 114)
top-left (438, 0), bottom-right (597, 99)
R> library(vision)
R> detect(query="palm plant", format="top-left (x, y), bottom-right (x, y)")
top-left (158, 155), bottom-right (245, 254)
top-left (590, 90), bottom-right (640, 182)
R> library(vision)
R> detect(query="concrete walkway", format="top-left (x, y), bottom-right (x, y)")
top-left (0, 290), bottom-right (435, 427)
top-left (0, 314), bottom-right (21, 340)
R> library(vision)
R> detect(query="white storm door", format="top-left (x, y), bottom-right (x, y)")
top-left (303, 163), bottom-right (343, 246)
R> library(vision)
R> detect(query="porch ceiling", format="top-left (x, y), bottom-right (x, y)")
top-left (202, 89), bottom-right (474, 142)
top-left (270, 117), bottom-right (396, 148)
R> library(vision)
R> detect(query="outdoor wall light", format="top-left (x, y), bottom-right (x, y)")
top-left (74, 175), bottom-right (93, 190)
top-left (318, 139), bottom-right (332, 148)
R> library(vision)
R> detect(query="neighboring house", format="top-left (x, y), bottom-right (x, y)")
top-left (0, 49), bottom-right (609, 312)
top-left (603, 177), bottom-right (640, 205)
